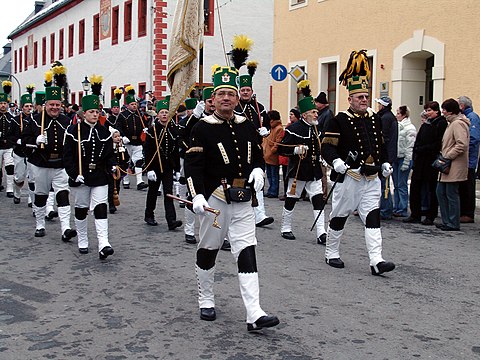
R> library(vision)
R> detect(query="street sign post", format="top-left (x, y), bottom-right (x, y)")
top-left (289, 65), bottom-right (306, 82)
top-left (271, 64), bottom-right (288, 82)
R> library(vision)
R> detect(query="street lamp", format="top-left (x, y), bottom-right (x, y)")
top-left (81, 76), bottom-right (91, 94)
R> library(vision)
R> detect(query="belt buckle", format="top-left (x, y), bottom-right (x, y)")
top-left (88, 163), bottom-right (96, 170)
top-left (132, 136), bottom-right (137, 140)
top-left (50, 153), bottom-right (59, 159)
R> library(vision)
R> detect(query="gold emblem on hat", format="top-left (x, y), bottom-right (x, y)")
top-left (222, 73), bottom-right (230, 83)
top-left (52, 90), bottom-right (59, 95)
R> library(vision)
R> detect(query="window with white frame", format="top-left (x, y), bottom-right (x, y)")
top-left (289, 0), bottom-right (307, 10)
top-left (319, 56), bottom-right (339, 115)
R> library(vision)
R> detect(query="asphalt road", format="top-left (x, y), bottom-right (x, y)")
top-left (1, 177), bottom-right (479, 359)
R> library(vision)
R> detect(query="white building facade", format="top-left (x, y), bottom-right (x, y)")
top-left (8, 0), bottom-right (273, 108)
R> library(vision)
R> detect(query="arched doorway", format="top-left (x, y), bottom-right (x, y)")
top-left (392, 30), bottom-right (445, 126)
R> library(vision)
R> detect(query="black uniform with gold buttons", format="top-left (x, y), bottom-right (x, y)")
top-left (63, 121), bottom-right (115, 187)
top-left (0, 111), bottom-right (13, 150)
top-left (185, 112), bottom-right (263, 200)
top-left (118, 109), bottom-right (145, 146)
top-left (322, 108), bottom-right (387, 181)
top-left (9, 112), bottom-right (32, 157)
top-left (280, 118), bottom-right (323, 181)
top-left (23, 112), bottom-right (71, 168)
top-left (143, 119), bottom-right (181, 227)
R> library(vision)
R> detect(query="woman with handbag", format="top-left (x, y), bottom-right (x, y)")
top-left (404, 101), bottom-right (447, 225)
top-left (435, 98), bottom-right (470, 231)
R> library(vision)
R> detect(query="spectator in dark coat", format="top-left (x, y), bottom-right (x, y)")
top-left (403, 101), bottom-right (448, 225)
top-left (374, 96), bottom-right (398, 220)
top-left (315, 92), bottom-right (334, 136)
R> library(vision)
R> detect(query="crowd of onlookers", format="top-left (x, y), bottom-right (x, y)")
top-left (261, 94), bottom-right (480, 232)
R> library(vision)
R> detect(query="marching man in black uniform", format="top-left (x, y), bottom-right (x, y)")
top-left (105, 89), bottom-right (122, 130)
top-left (321, 50), bottom-right (395, 275)
top-left (22, 69), bottom-right (76, 242)
top-left (0, 81), bottom-right (15, 197)
top-left (185, 66), bottom-right (279, 332)
top-left (143, 98), bottom-right (182, 230)
top-left (9, 90), bottom-right (34, 204)
top-left (118, 86), bottom-right (148, 190)
top-left (232, 46), bottom-right (274, 229)
top-left (280, 80), bottom-right (327, 244)
top-left (64, 91), bottom-right (115, 259)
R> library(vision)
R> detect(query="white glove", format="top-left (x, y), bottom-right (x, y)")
top-left (193, 101), bottom-right (205, 118)
top-left (192, 194), bottom-right (209, 215)
top-left (293, 145), bottom-right (308, 155)
top-left (75, 175), bottom-right (84, 184)
top-left (333, 158), bottom-right (349, 174)
top-left (142, 127), bottom-right (148, 133)
top-left (248, 167), bottom-right (264, 192)
top-left (147, 170), bottom-right (157, 182)
top-left (36, 134), bottom-right (46, 145)
top-left (175, 172), bottom-right (181, 182)
top-left (16, 139), bottom-right (22, 145)
top-left (400, 160), bottom-right (410, 172)
top-left (382, 162), bottom-right (393, 177)
top-left (122, 136), bottom-right (130, 145)
top-left (258, 127), bottom-right (270, 137)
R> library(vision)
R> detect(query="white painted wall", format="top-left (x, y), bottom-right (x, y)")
top-left (11, 0), bottom-right (273, 107)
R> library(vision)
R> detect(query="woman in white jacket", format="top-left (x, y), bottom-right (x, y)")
top-left (393, 105), bottom-right (417, 217)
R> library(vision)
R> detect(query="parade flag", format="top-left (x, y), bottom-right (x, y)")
top-left (167, 0), bottom-right (204, 120)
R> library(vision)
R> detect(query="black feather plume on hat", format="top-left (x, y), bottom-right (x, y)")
top-left (51, 63), bottom-right (67, 88)
top-left (338, 50), bottom-right (370, 86)
top-left (89, 74), bottom-right (103, 96)
top-left (114, 88), bottom-right (123, 100)
top-left (2, 80), bottom-right (12, 95)
top-left (297, 80), bottom-right (312, 98)
top-left (247, 61), bottom-right (258, 77)
top-left (230, 35), bottom-right (253, 70)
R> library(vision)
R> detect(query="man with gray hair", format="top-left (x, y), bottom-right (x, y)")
top-left (457, 96), bottom-right (480, 223)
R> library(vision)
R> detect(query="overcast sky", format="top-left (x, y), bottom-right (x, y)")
top-left (1, 0), bottom-right (36, 49)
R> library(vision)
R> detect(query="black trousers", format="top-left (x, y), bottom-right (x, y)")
top-left (145, 168), bottom-right (176, 225)
top-left (459, 168), bottom-right (476, 218)
top-left (409, 176), bottom-right (439, 221)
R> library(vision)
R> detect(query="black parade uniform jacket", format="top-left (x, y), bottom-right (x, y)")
top-left (8, 112), bottom-right (32, 157)
top-left (235, 98), bottom-right (270, 147)
top-left (321, 108), bottom-right (388, 182)
top-left (176, 114), bottom-right (190, 159)
top-left (63, 121), bottom-right (115, 187)
top-left (279, 119), bottom-right (323, 181)
top-left (143, 120), bottom-right (180, 174)
top-left (118, 109), bottom-right (147, 146)
top-left (23, 112), bottom-right (71, 169)
top-left (185, 113), bottom-right (264, 200)
top-left (105, 114), bottom-right (121, 130)
top-left (0, 112), bottom-right (13, 150)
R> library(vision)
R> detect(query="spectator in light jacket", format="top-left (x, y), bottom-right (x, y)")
top-left (392, 105), bottom-right (416, 217)
top-left (436, 98), bottom-right (470, 231)
top-left (457, 96), bottom-right (480, 223)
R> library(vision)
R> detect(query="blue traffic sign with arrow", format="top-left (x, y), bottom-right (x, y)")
top-left (271, 64), bottom-right (288, 81)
